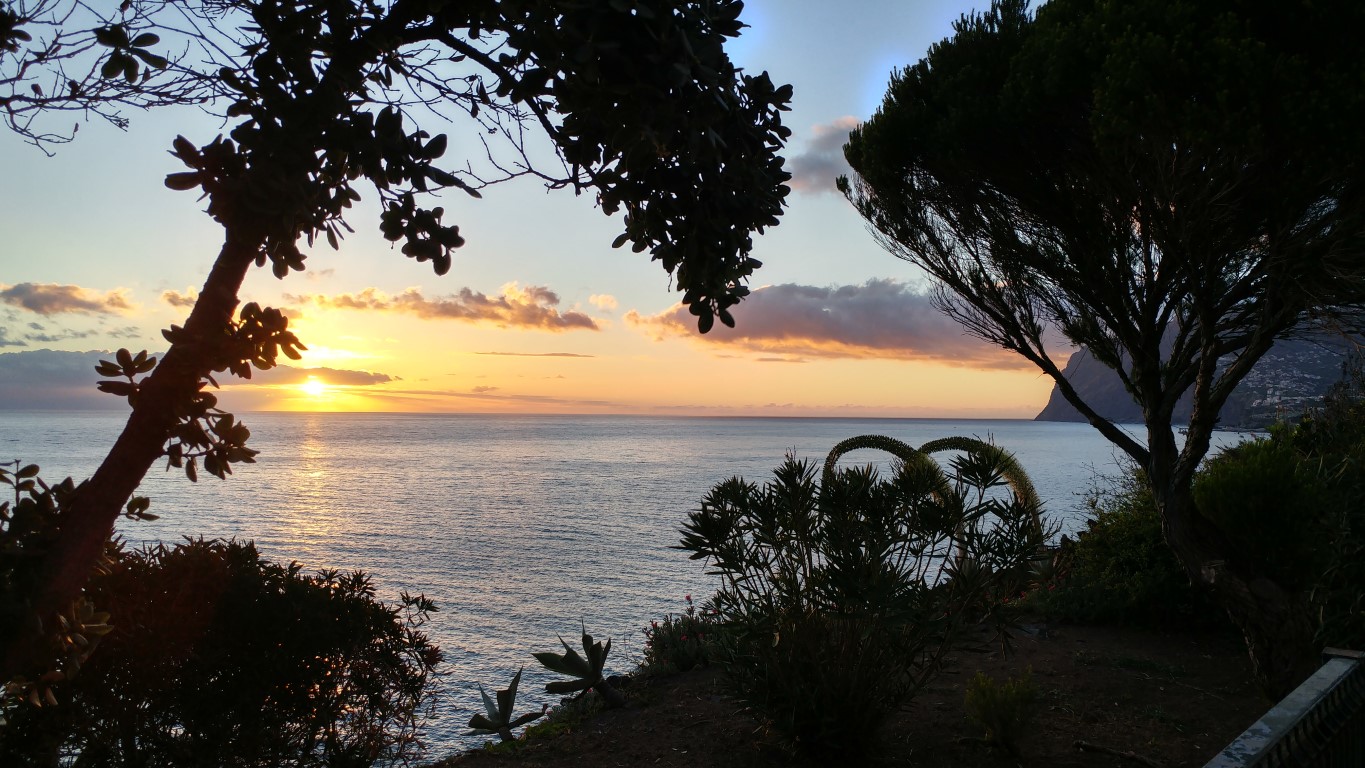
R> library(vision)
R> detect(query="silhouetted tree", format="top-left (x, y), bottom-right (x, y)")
top-left (841, 0), bottom-right (1365, 696)
top-left (1, 0), bottom-right (791, 695)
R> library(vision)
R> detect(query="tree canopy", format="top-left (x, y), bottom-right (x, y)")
top-left (841, 0), bottom-right (1365, 696)
top-left (0, 0), bottom-right (791, 701)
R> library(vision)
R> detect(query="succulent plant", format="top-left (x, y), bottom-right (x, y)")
top-left (467, 668), bottom-right (546, 742)
top-left (532, 627), bottom-right (625, 708)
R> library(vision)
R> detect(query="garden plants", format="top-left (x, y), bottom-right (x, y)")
top-left (678, 434), bottom-right (1048, 756)
top-left (533, 627), bottom-right (625, 709)
top-left (468, 669), bottom-right (546, 744)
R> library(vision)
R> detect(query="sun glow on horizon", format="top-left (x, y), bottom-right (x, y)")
top-left (300, 376), bottom-right (329, 398)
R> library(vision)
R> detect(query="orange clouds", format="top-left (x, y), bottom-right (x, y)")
top-left (0, 283), bottom-right (132, 315)
top-left (285, 283), bottom-right (599, 331)
top-left (627, 279), bottom-right (1038, 369)
top-left (161, 288), bottom-right (198, 308)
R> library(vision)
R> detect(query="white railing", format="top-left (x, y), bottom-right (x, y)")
top-left (1204, 648), bottom-right (1365, 768)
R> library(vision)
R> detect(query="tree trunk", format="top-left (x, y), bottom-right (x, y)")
top-left (1151, 459), bottom-right (1319, 699)
top-left (0, 235), bottom-right (259, 682)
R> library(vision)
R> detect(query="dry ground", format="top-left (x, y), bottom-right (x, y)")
top-left (438, 621), bottom-right (1266, 767)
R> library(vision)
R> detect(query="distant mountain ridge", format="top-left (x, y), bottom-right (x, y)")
top-left (1035, 336), bottom-right (1354, 429)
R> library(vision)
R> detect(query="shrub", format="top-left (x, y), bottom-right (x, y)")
top-left (0, 538), bottom-right (442, 767)
top-left (1194, 439), bottom-right (1329, 591)
top-left (678, 435), bottom-right (1047, 757)
top-left (964, 668), bottom-right (1037, 755)
top-left (1290, 351), bottom-right (1365, 649)
top-left (642, 595), bottom-right (718, 673)
top-left (1033, 466), bottom-right (1225, 629)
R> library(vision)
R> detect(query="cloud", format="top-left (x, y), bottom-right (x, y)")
top-left (471, 385), bottom-right (499, 393)
top-left (162, 288), bottom-right (197, 308)
top-left (233, 365), bottom-right (396, 387)
top-left (106, 325), bottom-right (145, 339)
top-left (23, 329), bottom-right (98, 343)
top-left (475, 351), bottom-right (595, 358)
top-left (786, 117), bottom-right (858, 195)
top-left (286, 283), bottom-right (599, 331)
top-left (589, 294), bottom-right (618, 311)
top-left (0, 327), bottom-right (28, 348)
top-left (0, 283), bottom-right (132, 315)
top-left (626, 279), bottom-right (1034, 369)
top-left (0, 349), bottom-right (125, 409)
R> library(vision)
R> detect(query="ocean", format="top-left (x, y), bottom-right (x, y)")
top-left (0, 412), bottom-right (1250, 758)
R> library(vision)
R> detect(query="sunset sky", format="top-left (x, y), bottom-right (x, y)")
top-left (0, 0), bottom-right (1063, 417)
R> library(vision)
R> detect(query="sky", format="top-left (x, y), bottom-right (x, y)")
top-left (0, 0), bottom-right (1064, 417)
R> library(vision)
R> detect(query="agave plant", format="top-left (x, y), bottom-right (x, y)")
top-left (532, 627), bottom-right (625, 708)
top-left (467, 668), bottom-right (546, 743)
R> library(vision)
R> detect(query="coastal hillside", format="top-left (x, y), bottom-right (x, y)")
top-left (1035, 335), bottom-right (1353, 429)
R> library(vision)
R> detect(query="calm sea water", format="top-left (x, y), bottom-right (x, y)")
top-left (0, 412), bottom-right (1248, 757)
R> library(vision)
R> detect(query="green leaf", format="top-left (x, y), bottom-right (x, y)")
top-left (545, 679), bottom-right (591, 695)
top-left (478, 683), bottom-right (498, 720)
top-left (96, 381), bottom-right (135, 397)
top-left (100, 55), bottom-right (123, 79)
top-left (161, 170), bottom-right (199, 190)
top-left (132, 48), bottom-right (169, 70)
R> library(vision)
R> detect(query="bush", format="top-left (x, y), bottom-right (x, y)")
top-left (678, 435), bottom-right (1047, 757)
top-left (964, 668), bottom-right (1037, 755)
top-left (642, 595), bottom-right (718, 673)
top-left (1194, 439), bottom-right (1329, 591)
top-left (1034, 466), bottom-right (1224, 629)
top-left (0, 538), bottom-right (442, 767)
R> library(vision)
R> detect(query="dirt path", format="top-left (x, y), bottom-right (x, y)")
top-left (440, 622), bottom-right (1265, 767)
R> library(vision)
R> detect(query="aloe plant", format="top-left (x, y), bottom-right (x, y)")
top-left (532, 628), bottom-right (626, 708)
top-left (467, 668), bottom-right (546, 743)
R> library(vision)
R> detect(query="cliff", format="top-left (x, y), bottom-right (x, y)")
top-left (1035, 336), bottom-right (1352, 429)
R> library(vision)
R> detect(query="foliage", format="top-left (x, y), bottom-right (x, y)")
top-left (1189, 351), bottom-right (1365, 648)
top-left (964, 668), bottom-right (1037, 755)
top-left (0, 0), bottom-right (212, 149)
top-left (678, 435), bottom-right (1048, 756)
top-left (2, 0), bottom-right (791, 688)
top-left (840, 0), bottom-right (1365, 697)
top-left (468, 668), bottom-right (546, 744)
top-left (532, 627), bottom-right (625, 709)
top-left (0, 538), bottom-right (443, 767)
top-left (0, 463), bottom-right (151, 719)
top-left (1194, 439), bottom-right (1330, 591)
top-left (472, 688), bottom-right (601, 756)
top-left (642, 594), bottom-right (719, 673)
top-left (1034, 467), bottom-right (1225, 629)
top-left (1304, 352), bottom-right (1365, 648)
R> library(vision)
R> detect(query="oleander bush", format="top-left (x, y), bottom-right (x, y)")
top-left (0, 538), bottom-right (442, 767)
top-left (678, 435), bottom-right (1048, 757)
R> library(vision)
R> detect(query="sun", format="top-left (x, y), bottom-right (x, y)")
top-left (300, 376), bottom-right (329, 397)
